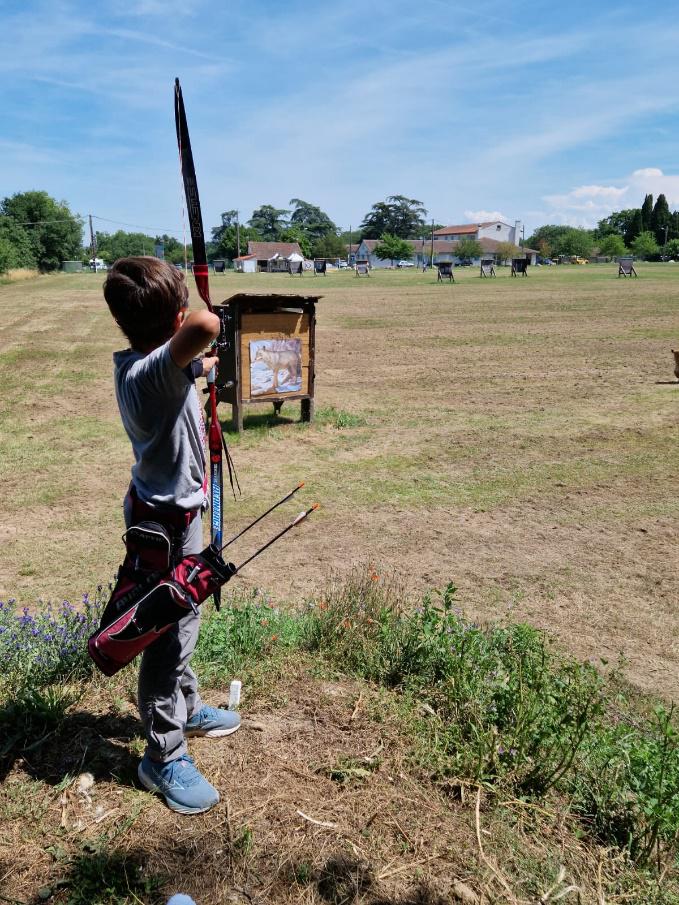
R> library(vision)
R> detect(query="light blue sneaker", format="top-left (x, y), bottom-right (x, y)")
top-left (185, 704), bottom-right (241, 738)
top-left (138, 753), bottom-right (219, 815)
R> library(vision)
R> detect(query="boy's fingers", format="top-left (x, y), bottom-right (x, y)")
top-left (203, 356), bottom-right (219, 376)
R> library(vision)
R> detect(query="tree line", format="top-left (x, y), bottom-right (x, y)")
top-left (526, 193), bottom-right (679, 261)
top-left (3, 188), bottom-right (678, 276)
top-left (0, 191), bottom-right (435, 274)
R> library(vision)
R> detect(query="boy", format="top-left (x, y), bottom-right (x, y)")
top-left (104, 256), bottom-right (239, 815)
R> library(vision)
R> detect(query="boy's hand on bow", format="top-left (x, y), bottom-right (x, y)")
top-left (201, 356), bottom-right (219, 378)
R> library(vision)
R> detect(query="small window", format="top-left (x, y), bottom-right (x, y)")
top-left (496, 224), bottom-right (501, 231)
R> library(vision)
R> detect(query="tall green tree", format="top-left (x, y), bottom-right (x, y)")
top-left (598, 234), bottom-right (627, 258)
top-left (594, 209), bottom-right (639, 240)
top-left (212, 225), bottom-right (259, 262)
top-left (650, 194), bottom-right (671, 247)
top-left (665, 238), bottom-right (679, 259)
top-left (624, 209), bottom-right (643, 247)
top-left (248, 205), bottom-right (289, 240)
top-left (288, 199), bottom-right (337, 242)
top-left (526, 225), bottom-right (593, 258)
top-left (559, 228), bottom-right (594, 257)
top-left (0, 236), bottom-right (13, 275)
top-left (537, 238), bottom-right (552, 258)
top-left (1, 191), bottom-right (82, 271)
top-left (631, 230), bottom-right (659, 259)
top-left (95, 230), bottom-right (158, 263)
top-left (312, 232), bottom-right (347, 259)
top-left (359, 195), bottom-right (427, 239)
top-left (641, 193), bottom-right (653, 232)
top-left (211, 210), bottom-right (259, 261)
top-left (495, 242), bottom-right (515, 265)
top-left (455, 238), bottom-right (483, 261)
top-left (279, 226), bottom-right (312, 259)
top-left (0, 214), bottom-right (36, 269)
top-left (373, 233), bottom-right (415, 266)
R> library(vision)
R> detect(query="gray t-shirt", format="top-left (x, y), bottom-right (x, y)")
top-left (113, 342), bottom-right (206, 511)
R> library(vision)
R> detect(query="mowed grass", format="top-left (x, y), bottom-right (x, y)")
top-left (1, 264), bottom-right (678, 696)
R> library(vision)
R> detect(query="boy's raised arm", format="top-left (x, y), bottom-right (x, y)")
top-left (169, 310), bottom-right (220, 370)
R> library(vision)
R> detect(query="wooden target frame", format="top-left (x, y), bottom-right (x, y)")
top-left (214, 293), bottom-right (319, 432)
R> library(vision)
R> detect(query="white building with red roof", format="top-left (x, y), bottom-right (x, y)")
top-left (434, 219), bottom-right (523, 244)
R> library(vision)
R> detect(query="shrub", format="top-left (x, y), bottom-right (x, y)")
top-left (302, 570), bottom-right (604, 793)
top-left (571, 704), bottom-right (679, 867)
top-left (0, 592), bottom-right (104, 694)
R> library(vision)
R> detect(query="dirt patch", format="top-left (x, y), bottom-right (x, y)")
top-left (1, 670), bottom-right (480, 904)
top-left (1, 664), bottom-right (641, 904)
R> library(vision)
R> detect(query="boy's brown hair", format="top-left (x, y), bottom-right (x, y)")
top-left (104, 256), bottom-right (189, 350)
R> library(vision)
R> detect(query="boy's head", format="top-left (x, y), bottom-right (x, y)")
top-left (104, 256), bottom-right (189, 350)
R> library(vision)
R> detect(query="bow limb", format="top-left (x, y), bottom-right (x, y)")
top-left (174, 78), bottom-right (231, 608)
top-left (174, 79), bottom-right (212, 311)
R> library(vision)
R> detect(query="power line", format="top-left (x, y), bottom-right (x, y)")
top-left (3, 214), bottom-right (184, 236)
top-left (90, 214), bottom-right (183, 236)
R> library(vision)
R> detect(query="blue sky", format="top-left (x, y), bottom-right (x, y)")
top-left (2, 0), bottom-right (679, 239)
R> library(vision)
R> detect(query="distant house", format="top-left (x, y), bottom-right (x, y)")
top-left (434, 220), bottom-right (524, 244)
top-left (234, 254), bottom-right (257, 273)
top-left (247, 241), bottom-right (304, 272)
top-left (353, 235), bottom-right (537, 269)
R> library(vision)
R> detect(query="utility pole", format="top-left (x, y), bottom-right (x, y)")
top-left (88, 214), bottom-right (96, 270)
top-left (664, 223), bottom-right (669, 259)
top-left (236, 210), bottom-right (241, 258)
top-left (348, 224), bottom-right (352, 264)
top-left (430, 218), bottom-right (435, 268)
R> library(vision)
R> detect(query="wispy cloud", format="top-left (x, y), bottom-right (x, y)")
top-left (2, 0), bottom-right (679, 235)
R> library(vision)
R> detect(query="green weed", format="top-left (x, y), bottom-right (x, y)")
top-left (303, 570), bottom-right (604, 794)
top-left (60, 845), bottom-right (163, 905)
top-left (192, 588), bottom-right (304, 686)
top-left (316, 405), bottom-right (367, 429)
top-left (571, 703), bottom-right (679, 868)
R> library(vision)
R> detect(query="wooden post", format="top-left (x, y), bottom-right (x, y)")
top-left (302, 299), bottom-right (316, 423)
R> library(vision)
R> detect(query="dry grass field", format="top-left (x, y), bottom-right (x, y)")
top-left (1, 264), bottom-right (678, 698)
top-left (2, 263), bottom-right (679, 905)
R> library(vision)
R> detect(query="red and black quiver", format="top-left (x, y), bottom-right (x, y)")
top-left (88, 521), bottom-right (235, 676)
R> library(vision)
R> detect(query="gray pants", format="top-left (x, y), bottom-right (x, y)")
top-left (124, 497), bottom-right (204, 763)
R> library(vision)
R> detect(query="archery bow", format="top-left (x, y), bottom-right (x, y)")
top-left (174, 77), bottom-right (239, 610)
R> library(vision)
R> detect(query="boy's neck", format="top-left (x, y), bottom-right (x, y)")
top-left (132, 340), bottom-right (161, 355)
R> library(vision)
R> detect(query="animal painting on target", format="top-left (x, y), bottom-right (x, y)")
top-left (250, 339), bottom-right (303, 396)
